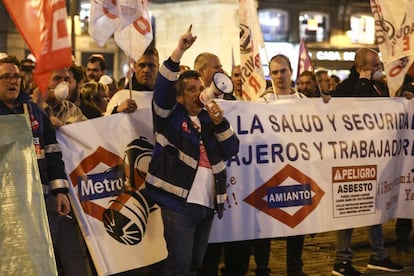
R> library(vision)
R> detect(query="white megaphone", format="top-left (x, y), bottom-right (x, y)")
top-left (199, 72), bottom-right (234, 105)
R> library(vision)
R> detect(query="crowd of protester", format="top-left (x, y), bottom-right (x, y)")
top-left (2, 25), bottom-right (414, 276)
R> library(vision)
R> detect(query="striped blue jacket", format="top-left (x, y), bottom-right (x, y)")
top-left (145, 58), bottom-right (239, 214)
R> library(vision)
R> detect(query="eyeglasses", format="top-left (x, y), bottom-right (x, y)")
top-left (0, 74), bottom-right (24, 83)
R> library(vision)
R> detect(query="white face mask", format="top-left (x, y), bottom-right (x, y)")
top-left (53, 82), bottom-right (69, 101)
top-left (372, 70), bottom-right (384, 81)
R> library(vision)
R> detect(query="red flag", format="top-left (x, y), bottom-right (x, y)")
top-left (3, 0), bottom-right (72, 95)
top-left (297, 39), bottom-right (314, 81)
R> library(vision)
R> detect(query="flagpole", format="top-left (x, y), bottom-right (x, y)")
top-left (231, 45), bottom-right (235, 68)
top-left (129, 58), bottom-right (133, 99)
top-left (315, 71), bottom-right (322, 95)
top-left (70, 0), bottom-right (76, 51)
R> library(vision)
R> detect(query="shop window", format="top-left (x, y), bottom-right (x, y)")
top-left (299, 12), bottom-right (329, 42)
top-left (348, 13), bottom-right (375, 44)
top-left (259, 9), bottom-right (288, 42)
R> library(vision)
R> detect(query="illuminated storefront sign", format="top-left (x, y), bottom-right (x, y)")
top-left (311, 50), bottom-right (356, 61)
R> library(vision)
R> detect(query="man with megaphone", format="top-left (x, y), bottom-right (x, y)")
top-left (194, 50), bottom-right (248, 276)
top-left (144, 26), bottom-right (239, 276)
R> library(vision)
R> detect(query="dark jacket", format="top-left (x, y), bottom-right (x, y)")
top-left (145, 58), bottom-right (239, 215)
top-left (332, 66), bottom-right (389, 97)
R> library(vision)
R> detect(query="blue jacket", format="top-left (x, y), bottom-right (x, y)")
top-left (145, 58), bottom-right (239, 214)
top-left (0, 92), bottom-right (69, 195)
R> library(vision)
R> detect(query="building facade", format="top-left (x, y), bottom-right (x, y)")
top-left (258, 0), bottom-right (373, 77)
top-left (0, 0), bottom-right (373, 81)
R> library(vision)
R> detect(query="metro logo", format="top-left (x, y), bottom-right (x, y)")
top-left (69, 146), bottom-right (125, 221)
top-left (244, 164), bottom-right (325, 228)
top-left (78, 165), bottom-right (125, 201)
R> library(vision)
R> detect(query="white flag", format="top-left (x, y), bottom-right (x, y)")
top-left (89, 0), bottom-right (153, 62)
top-left (239, 0), bottom-right (267, 101)
top-left (370, 0), bottom-right (414, 95)
top-left (114, 0), bottom-right (153, 62)
top-left (89, 0), bottom-right (122, 47)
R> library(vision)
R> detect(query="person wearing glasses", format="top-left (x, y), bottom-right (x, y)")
top-left (105, 45), bottom-right (160, 115)
top-left (0, 54), bottom-right (90, 275)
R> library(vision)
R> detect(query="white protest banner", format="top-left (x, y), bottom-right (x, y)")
top-left (57, 95), bottom-right (414, 250)
top-left (209, 97), bottom-right (414, 242)
top-left (0, 115), bottom-right (57, 275)
top-left (56, 93), bottom-right (167, 276)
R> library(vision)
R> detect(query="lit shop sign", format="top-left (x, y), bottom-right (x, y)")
top-left (310, 50), bottom-right (356, 61)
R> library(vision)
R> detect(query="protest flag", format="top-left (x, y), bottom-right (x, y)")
top-left (239, 0), bottom-right (267, 101)
top-left (296, 39), bottom-right (314, 81)
top-left (89, 0), bottom-right (121, 47)
top-left (3, 0), bottom-right (72, 96)
top-left (370, 0), bottom-right (414, 96)
top-left (89, 0), bottom-right (153, 62)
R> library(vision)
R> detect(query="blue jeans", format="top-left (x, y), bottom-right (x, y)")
top-left (335, 224), bottom-right (388, 263)
top-left (161, 203), bottom-right (214, 276)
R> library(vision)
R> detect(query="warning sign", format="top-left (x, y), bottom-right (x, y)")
top-left (244, 164), bottom-right (325, 228)
top-left (332, 165), bottom-right (377, 182)
top-left (332, 165), bottom-right (377, 218)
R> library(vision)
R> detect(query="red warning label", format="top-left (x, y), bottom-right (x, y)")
top-left (332, 165), bottom-right (377, 183)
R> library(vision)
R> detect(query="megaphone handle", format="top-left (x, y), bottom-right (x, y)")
top-left (206, 102), bottom-right (220, 117)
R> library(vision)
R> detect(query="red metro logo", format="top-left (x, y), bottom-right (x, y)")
top-left (69, 138), bottom-right (154, 245)
top-left (244, 164), bottom-right (325, 228)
